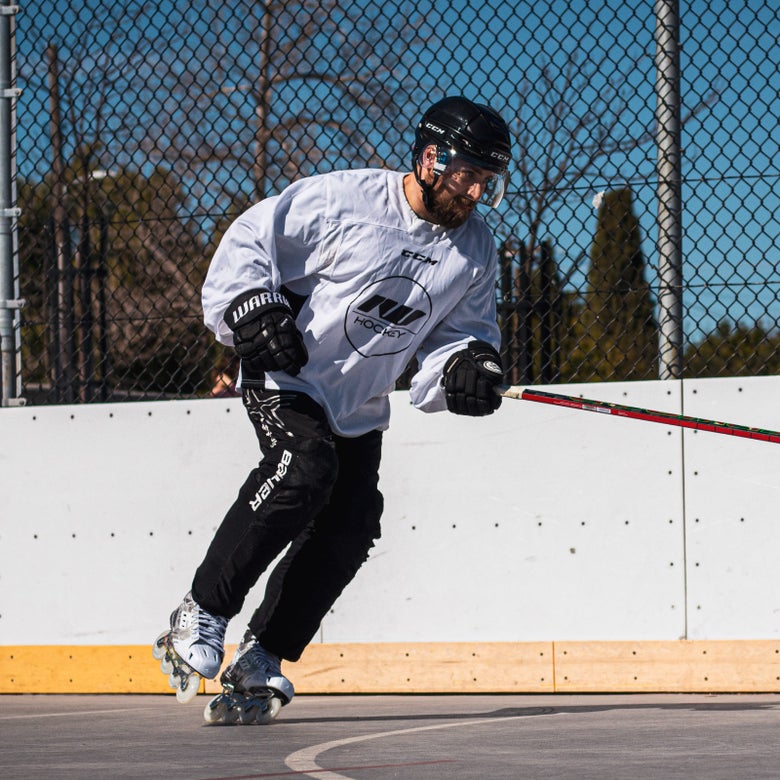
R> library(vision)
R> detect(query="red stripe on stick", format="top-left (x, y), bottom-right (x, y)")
top-left (504, 388), bottom-right (780, 445)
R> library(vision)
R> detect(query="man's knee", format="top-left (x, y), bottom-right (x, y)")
top-left (323, 486), bottom-right (384, 576)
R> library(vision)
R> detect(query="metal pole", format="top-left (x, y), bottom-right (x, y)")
top-left (46, 42), bottom-right (75, 403)
top-left (0, 2), bottom-right (23, 406)
top-left (654, 0), bottom-right (684, 380)
top-left (516, 243), bottom-right (532, 384)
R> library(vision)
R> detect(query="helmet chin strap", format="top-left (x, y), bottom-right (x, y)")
top-left (413, 164), bottom-right (434, 210)
top-left (413, 150), bottom-right (442, 211)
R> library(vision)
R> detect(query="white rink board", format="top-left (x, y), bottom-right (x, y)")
top-left (334, 380), bottom-right (687, 642)
top-left (682, 376), bottom-right (780, 638)
top-left (1, 377), bottom-right (778, 646)
top-left (0, 398), bottom-right (257, 645)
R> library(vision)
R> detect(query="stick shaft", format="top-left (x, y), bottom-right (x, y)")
top-left (498, 386), bottom-right (780, 444)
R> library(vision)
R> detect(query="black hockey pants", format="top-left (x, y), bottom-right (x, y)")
top-left (191, 388), bottom-right (384, 661)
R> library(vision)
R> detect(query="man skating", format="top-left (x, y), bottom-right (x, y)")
top-left (153, 95), bottom-right (512, 723)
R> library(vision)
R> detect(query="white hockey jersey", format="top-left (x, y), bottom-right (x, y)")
top-left (202, 168), bottom-right (501, 437)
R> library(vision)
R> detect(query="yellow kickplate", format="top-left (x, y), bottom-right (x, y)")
top-left (554, 640), bottom-right (780, 693)
top-left (205, 642), bottom-right (555, 695)
top-left (0, 645), bottom-right (197, 694)
top-left (3, 640), bottom-right (780, 694)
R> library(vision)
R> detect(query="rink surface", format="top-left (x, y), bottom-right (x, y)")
top-left (2, 693), bottom-right (780, 779)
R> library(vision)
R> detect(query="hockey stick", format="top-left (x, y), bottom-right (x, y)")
top-left (497, 385), bottom-right (780, 445)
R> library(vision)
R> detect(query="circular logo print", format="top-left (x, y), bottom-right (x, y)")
top-left (345, 276), bottom-right (432, 357)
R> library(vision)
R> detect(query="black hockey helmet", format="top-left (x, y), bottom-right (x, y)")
top-left (412, 96), bottom-right (512, 208)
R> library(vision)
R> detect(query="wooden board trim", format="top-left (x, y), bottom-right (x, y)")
top-left (2, 641), bottom-right (779, 694)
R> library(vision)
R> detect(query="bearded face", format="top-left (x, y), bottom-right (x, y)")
top-left (425, 178), bottom-right (478, 229)
top-left (409, 145), bottom-right (504, 228)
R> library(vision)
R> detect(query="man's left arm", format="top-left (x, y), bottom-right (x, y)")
top-left (409, 262), bottom-right (503, 416)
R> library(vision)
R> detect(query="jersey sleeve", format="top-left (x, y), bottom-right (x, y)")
top-left (408, 248), bottom-right (501, 412)
top-left (201, 177), bottom-right (327, 345)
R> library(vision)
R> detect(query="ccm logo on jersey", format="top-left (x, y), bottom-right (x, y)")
top-left (402, 248), bottom-right (437, 265)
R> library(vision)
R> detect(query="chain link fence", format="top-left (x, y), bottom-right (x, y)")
top-left (5, 0), bottom-right (779, 405)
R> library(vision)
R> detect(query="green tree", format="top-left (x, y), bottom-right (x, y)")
top-left (566, 187), bottom-right (657, 381)
top-left (683, 321), bottom-right (780, 378)
top-left (498, 238), bottom-right (591, 385)
top-left (99, 166), bottom-right (212, 397)
top-left (18, 162), bottom-right (213, 401)
top-left (23, 0), bottom-right (432, 402)
top-left (498, 52), bottom-right (719, 383)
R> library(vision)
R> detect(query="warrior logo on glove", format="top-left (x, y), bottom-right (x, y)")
top-left (229, 291), bottom-right (289, 327)
top-left (224, 289), bottom-right (309, 383)
top-left (442, 340), bottom-right (504, 416)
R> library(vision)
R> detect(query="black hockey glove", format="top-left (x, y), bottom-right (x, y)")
top-left (224, 289), bottom-right (309, 378)
top-left (442, 340), bottom-right (503, 416)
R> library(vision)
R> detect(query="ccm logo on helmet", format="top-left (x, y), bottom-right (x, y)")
top-left (489, 150), bottom-right (511, 164)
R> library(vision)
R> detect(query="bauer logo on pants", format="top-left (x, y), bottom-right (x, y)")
top-left (249, 450), bottom-right (293, 512)
top-left (345, 276), bottom-right (432, 357)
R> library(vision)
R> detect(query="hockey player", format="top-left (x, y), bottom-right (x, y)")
top-left (153, 95), bottom-right (512, 723)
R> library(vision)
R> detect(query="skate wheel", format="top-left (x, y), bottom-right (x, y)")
top-left (152, 632), bottom-right (168, 661)
top-left (235, 695), bottom-right (261, 725)
top-left (203, 697), bottom-right (228, 724)
top-left (160, 655), bottom-right (173, 675)
top-left (256, 696), bottom-right (282, 724)
top-left (176, 672), bottom-right (200, 704)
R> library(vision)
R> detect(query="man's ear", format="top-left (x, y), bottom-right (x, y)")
top-left (420, 143), bottom-right (437, 169)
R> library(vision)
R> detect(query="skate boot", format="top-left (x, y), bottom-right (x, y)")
top-left (204, 636), bottom-right (294, 725)
top-left (152, 592), bottom-right (228, 703)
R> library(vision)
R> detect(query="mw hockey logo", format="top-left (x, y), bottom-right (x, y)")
top-left (402, 248), bottom-right (438, 266)
top-left (345, 276), bottom-right (432, 357)
top-left (356, 295), bottom-right (427, 328)
top-left (249, 450), bottom-right (293, 512)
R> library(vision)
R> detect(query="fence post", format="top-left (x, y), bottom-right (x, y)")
top-left (0, 1), bottom-right (22, 406)
top-left (654, 0), bottom-right (684, 380)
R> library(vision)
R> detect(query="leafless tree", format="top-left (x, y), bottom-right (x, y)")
top-left (135, 0), bottom-right (430, 214)
top-left (505, 51), bottom-right (721, 276)
top-left (495, 51), bottom-right (721, 382)
top-left (23, 0), bottom-right (434, 400)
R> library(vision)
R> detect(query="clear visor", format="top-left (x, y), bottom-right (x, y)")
top-left (432, 148), bottom-right (509, 209)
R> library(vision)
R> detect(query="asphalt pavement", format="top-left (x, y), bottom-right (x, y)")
top-left (2, 692), bottom-right (779, 779)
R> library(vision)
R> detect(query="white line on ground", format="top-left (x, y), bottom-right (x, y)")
top-left (0, 708), bottom-right (158, 720)
top-left (284, 713), bottom-right (534, 780)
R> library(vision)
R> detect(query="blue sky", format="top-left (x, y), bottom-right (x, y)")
top-left (14, 0), bottom-right (780, 344)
